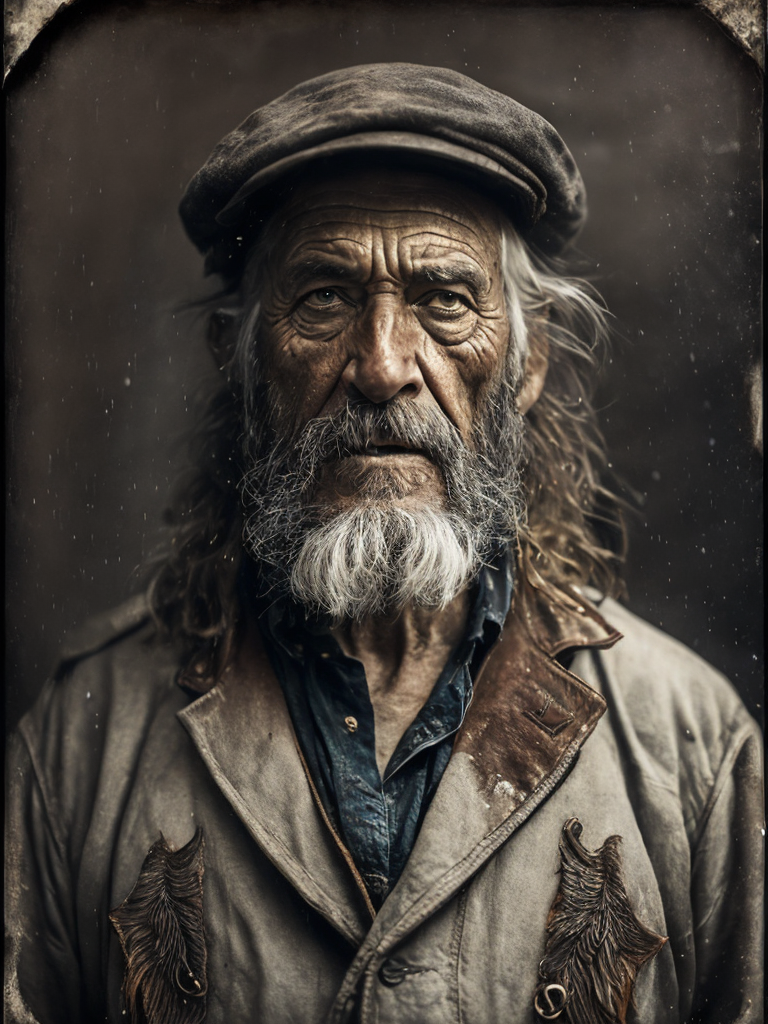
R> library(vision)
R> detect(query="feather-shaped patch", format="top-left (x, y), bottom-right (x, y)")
top-left (534, 818), bottom-right (667, 1023)
top-left (110, 828), bottom-right (208, 1024)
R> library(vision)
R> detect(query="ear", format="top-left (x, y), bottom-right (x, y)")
top-left (517, 329), bottom-right (549, 415)
top-left (207, 307), bottom-right (241, 370)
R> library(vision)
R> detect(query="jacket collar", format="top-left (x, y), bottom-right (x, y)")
top-left (455, 577), bottom-right (620, 799)
top-left (177, 577), bottom-right (621, 948)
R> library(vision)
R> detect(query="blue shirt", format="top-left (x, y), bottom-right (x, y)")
top-left (258, 553), bottom-right (514, 906)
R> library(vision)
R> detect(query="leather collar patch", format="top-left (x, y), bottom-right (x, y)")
top-left (453, 581), bottom-right (619, 807)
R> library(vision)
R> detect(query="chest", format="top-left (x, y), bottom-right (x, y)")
top-left (82, 711), bottom-right (686, 1024)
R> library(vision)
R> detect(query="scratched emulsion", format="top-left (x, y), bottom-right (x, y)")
top-left (5, 0), bottom-right (763, 83)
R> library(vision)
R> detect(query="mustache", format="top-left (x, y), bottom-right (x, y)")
top-left (287, 398), bottom-right (466, 474)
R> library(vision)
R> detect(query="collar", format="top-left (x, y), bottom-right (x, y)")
top-left (451, 575), bottom-right (621, 799)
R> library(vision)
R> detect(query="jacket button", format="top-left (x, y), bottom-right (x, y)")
top-left (378, 958), bottom-right (408, 986)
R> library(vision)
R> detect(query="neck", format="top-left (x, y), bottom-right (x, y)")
top-left (331, 590), bottom-right (471, 777)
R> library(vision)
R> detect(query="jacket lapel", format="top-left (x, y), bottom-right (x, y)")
top-left (177, 625), bottom-right (373, 947)
top-left (362, 582), bottom-right (622, 941)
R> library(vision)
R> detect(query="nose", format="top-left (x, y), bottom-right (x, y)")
top-left (341, 296), bottom-right (424, 404)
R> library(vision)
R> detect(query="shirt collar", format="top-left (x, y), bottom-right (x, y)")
top-left (466, 548), bottom-right (514, 646)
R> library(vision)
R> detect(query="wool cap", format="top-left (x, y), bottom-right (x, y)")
top-left (180, 62), bottom-right (586, 278)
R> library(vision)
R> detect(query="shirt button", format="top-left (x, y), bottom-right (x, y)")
top-left (344, 716), bottom-right (358, 733)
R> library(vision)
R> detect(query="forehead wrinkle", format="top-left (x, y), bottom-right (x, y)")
top-left (280, 237), bottom-right (369, 279)
top-left (285, 233), bottom-right (370, 253)
top-left (273, 209), bottom-right (501, 297)
top-left (281, 256), bottom-right (360, 294)
top-left (403, 228), bottom-right (498, 268)
top-left (281, 201), bottom-right (492, 239)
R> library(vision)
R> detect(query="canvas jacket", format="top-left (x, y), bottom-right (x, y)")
top-left (5, 582), bottom-right (763, 1024)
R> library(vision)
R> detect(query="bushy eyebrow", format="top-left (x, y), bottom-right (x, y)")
top-left (283, 256), bottom-right (359, 294)
top-left (411, 262), bottom-right (488, 297)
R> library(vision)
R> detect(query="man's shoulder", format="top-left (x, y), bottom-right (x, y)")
top-left (17, 593), bottom-right (187, 773)
top-left (50, 591), bottom-right (179, 695)
top-left (55, 590), bottom-right (155, 670)
top-left (582, 592), bottom-right (760, 793)
top-left (593, 593), bottom-right (746, 714)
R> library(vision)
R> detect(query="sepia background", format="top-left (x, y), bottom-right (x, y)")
top-left (6, 0), bottom-right (763, 729)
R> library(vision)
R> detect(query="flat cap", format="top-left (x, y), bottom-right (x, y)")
top-left (180, 63), bottom-right (586, 278)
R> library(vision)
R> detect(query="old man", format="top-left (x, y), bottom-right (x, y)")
top-left (6, 64), bottom-right (762, 1024)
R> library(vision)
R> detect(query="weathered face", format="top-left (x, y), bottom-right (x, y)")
top-left (256, 169), bottom-right (512, 510)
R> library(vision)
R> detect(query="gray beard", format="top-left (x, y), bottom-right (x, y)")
top-left (239, 387), bottom-right (525, 622)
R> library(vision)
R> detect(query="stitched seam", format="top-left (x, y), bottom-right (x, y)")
top-left (588, 647), bottom-right (683, 800)
top-left (357, 967), bottom-right (379, 1024)
top-left (376, 741), bottom-right (582, 948)
top-left (295, 740), bottom-right (377, 921)
top-left (8, 727), bottom-right (85, 981)
top-left (54, 607), bottom-right (153, 679)
top-left (182, 687), bottom-right (372, 936)
top-left (16, 719), bottom-right (68, 854)
top-left (449, 886), bottom-right (469, 1024)
top-left (690, 719), bottom-right (760, 853)
top-left (690, 722), bottom-right (760, 939)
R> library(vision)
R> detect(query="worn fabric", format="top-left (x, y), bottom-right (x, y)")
top-left (178, 63), bottom-right (587, 277)
top-left (5, 583), bottom-right (763, 1024)
top-left (261, 556), bottom-right (513, 904)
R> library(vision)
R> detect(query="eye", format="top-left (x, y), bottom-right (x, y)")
top-left (421, 290), bottom-right (470, 313)
top-left (303, 288), bottom-right (344, 308)
top-left (290, 285), bottom-right (356, 338)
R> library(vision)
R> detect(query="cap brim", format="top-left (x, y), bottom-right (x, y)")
top-left (215, 131), bottom-right (547, 230)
